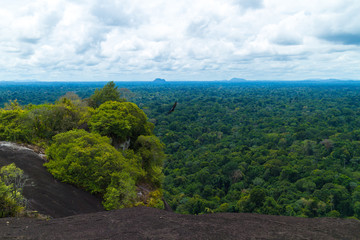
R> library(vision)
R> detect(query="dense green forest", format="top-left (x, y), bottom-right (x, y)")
top-left (1, 81), bottom-right (360, 219)
top-left (147, 83), bottom-right (360, 218)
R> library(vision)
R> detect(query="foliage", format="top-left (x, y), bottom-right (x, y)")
top-left (23, 99), bottom-right (84, 141)
top-left (0, 163), bottom-right (27, 191)
top-left (0, 164), bottom-right (26, 217)
top-left (0, 108), bottom-right (29, 142)
top-left (44, 130), bottom-right (136, 199)
top-left (4, 81), bottom-right (360, 218)
top-left (0, 93), bottom-right (90, 144)
top-left (0, 82), bottom-right (166, 213)
top-left (130, 81), bottom-right (360, 218)
top-left (103, 172), bottom-right (137, 210)
top-left (88, 81), bottom-right (125, 108)
top-left (45, 129), bottom-right (163, 210)
top-left (89, 101), bottom-right (153, 147)
top-left (146, 190), bottom-right (165, 209)
top-left (135, 135), bottom-right (165, 186)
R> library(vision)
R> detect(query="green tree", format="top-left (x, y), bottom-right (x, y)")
top-left (0, 108), bottom-right (29, 142)
top-left (45, 130), bottom-right (137, 201)
top-left (23, 98), bottom-right (85, 141)
top-left (103, 172), bottom-right (136, 210)
top-left (89, 101), bottom-right (153, 148)
top-left (4, 100), bottom-right (21, 110)
top-left (88, 81), bottom-right (124, 108)
top-left (0, 163), bottom-right (27, 194)
top-left (135, 135), bottom-right (165, 186)
top-left (250, 187), bottom-right (266, 208)
top-left (0, 164), bottom-right (26, 217)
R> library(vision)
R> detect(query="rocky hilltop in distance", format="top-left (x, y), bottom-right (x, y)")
top-left (153, 78), bottom-right (166, 83)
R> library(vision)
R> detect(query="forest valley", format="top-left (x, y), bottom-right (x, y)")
top-left (1, 80), bottom-right (360, 219)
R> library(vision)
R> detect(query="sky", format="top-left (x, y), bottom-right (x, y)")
top-left (0, 0), bottom-right (360, 81)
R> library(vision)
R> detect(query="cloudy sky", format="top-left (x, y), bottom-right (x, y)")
top-left (1, 0), bottom-right (359, 81)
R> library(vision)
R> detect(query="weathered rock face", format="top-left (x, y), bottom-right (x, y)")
top-left (0, 142), bottom-right (104, 218)
top-left (1, 206), bottom-right (360, 240)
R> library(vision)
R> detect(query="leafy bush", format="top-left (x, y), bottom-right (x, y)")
top-left (0, 108), bottom-right (30, 142)
top-left (0, 164), bottom-right (26, 217)
top-left (103, 172), bottom-right (136, 210)
top-left (45, 130), bottom-right (139, 209)
top-left (23, 98), bottom-right (86, 141)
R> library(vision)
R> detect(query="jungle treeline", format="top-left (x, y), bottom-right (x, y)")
top-left (1, 80), bottom-right (360, 218)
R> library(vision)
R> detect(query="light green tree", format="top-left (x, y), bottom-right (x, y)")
top-left (0, 108), bottom-right (29, 142)
top-left (45, 129), bottom-right (141, 209)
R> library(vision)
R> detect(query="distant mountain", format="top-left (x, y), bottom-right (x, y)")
top-left (153, 78), bottom-right (166, 83)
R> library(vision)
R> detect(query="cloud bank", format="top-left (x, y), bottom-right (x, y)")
top-left (0, 0), bottom-right (359, 81)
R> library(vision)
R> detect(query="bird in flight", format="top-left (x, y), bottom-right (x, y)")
top-left (168, 101), bottom-right (177, 114)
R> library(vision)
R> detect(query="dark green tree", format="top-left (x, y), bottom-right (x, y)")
top-left (135, 135), bottom-right (165, 186)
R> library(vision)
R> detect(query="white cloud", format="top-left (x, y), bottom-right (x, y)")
top-left (0, 0), bottom-right (360, 81)
top-left (233, 0), bottom-right (263, 9)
